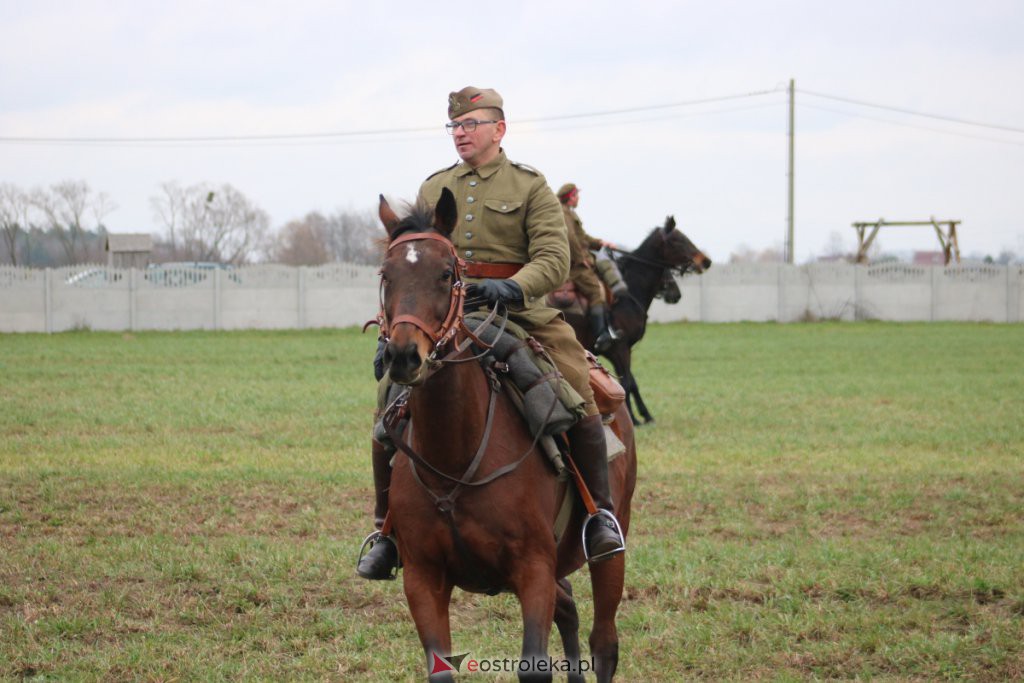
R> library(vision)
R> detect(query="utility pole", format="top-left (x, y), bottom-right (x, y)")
top-left (786, 78), bottom-right (795, 264)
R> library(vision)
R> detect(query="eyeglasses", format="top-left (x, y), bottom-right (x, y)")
top-left (445, 119), bottom-right (499, 134)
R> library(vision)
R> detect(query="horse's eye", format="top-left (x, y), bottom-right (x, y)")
top-left (441, 269), bottom-right (453, 282)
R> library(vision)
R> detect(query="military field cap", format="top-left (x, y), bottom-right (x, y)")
top-left (448, 86), bottom-right (504, 120)
top-left (556, 183), bottom-right (579, 199)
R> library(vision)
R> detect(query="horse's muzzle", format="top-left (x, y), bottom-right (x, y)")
top-left (385, 340), bottom-right (427, 385)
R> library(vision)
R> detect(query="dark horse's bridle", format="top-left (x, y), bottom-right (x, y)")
top-left (605, 232), bottom-right (701, 276)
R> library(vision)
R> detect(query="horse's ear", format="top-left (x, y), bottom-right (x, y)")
top-left (664, 215), bottom-right (677, 235)
top-left (379, 194), bottom-right (401, 240)
top-left (433, 187), bottom-right (457, 237)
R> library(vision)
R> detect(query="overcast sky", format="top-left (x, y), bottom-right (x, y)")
top-left (2, 0), bottom-right (1023, 263)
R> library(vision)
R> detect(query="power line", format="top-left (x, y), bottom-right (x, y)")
top-left (799, 88), bottom-right (1024, 134)
top-left (0, 88), bottom-right (783, 146)
top-left (798, 101), bottom-right (1024, 147)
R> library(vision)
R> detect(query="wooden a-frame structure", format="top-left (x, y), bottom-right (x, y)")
top-left (852, 217), bottom-right (961, 265)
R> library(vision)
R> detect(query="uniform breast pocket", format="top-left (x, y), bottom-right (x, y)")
top-left (483, 199), bottom-right (524, 233)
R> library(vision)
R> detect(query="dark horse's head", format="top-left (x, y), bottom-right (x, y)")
top-left (377, 188), bottom-right (460, 386)
top-left (649, 215), bottom-right (712, 274)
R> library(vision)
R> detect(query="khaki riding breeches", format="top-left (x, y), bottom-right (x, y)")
top-left (569, 263), bottom-right (606, 306)
top-left (527, 315), bottom-right (598, 417)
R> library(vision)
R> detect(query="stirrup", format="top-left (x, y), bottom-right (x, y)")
top-left (581, 509), bottom-right (625, 563)
top-left (356, 531), bottom-right (400, 580)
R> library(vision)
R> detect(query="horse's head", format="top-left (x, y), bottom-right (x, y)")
top-left (658, 215), bottom-right (712, 274)
top-left (377, 188), bottom-right (462, 386)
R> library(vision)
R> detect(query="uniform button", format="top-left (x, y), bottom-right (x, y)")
top-left (465, 232), bottom-right (473, 240)
top-left (465, 250), bottom-right (474, 258)
top-left (502, 204), bottom-right (508, 210)
top-left (469, 181), bottom-right (478, 187)
top-left (465, 214), bottom-right (474, 221)
top-left (466, 196), bottom-right (475, 203)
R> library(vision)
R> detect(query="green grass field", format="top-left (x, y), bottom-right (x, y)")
top-left (2, 323), bottom-right (1022, 681)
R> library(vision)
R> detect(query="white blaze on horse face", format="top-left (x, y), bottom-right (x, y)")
top-left (404, 243), bottom-right (420, 264)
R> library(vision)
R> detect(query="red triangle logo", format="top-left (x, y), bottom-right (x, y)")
top-left (430, 652), bottom-right (455, 674)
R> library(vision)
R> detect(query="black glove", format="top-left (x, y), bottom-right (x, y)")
top-left (373, 338), bottom-right (387, 381)
top-left (465, 278), bottom-right (524, 307)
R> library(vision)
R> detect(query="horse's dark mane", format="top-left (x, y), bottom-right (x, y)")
top-left (631, 227), bottom-right (664, 260)
top-left (634, 227), bottom-right (659, 250)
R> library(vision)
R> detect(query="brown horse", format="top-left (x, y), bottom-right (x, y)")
top-left (374, 188), bottom-right (636, 682)
top-left (552, 216), bottom-right (711, 424)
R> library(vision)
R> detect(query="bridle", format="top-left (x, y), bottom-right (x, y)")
top-left (605, 234), bottom-right (699, 276)
top-left (364, 230), bottom-right (500, 364)
top-left (375, 231), bottom-right (467, 355)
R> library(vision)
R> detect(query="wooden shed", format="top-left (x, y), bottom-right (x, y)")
top-left (106, 233), bottom-right (153, 269)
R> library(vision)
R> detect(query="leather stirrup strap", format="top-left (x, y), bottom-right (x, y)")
top-left (563, 453), bottom-right (599, 516)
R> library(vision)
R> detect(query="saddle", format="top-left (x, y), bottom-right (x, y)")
top-left (547, 281), bottom-right (618, 313)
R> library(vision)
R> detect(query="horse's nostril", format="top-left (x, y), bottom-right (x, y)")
top-left (387, 341), bottom-right (423, 381)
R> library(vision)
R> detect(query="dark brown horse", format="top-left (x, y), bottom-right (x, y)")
top-left (375, 188), bottom-right (637, 682)
top-left (552, 216), bottom-right (711, 425)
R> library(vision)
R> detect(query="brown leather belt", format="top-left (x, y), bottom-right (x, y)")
top-left (462, 261), bottom-right (523, 279)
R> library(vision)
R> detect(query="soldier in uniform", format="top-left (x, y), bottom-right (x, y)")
top-left (357, 86), bottom-right (626, 580)
top-left (555, 182), bottom-right (627, 353)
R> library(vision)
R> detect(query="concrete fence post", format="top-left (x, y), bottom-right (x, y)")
top-left (777, 263), bottom-right (785, 322)
top-left (214, 268), bottom-right (221, 330)
top-left (298, 266), bottom-right (306, 329)
top-left (1008, 266), bottom-right (1020, 323)
top-left (699, 268), bottom-right (707, 322)
top-left (44, 268), bottom-right (53, 334)
top-left (130, 268), bottom-right (137, 331)
top-left (854, 265), bottom-right (863, 321)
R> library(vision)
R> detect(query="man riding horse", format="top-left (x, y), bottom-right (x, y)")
top-left (357, 86), bottom-right (626, 580)
top-left (555, 182), bottom-right (628, 354)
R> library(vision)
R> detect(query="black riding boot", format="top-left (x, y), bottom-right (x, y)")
top-left (568, 414), bottom-right (625, 562)
top-left (589, 303), bottom-right (615, 354)
top-left (356, 439), bottom-right (400, 580)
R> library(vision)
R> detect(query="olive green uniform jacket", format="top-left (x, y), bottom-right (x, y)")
top-left (419, 150), bottom-right (597, 415)
top-left (419, 150), bottom-right (569, 328)
top-left (562, 204), bottom-right (604, 266)
top-left (562, 204), bottom-right (606, 304)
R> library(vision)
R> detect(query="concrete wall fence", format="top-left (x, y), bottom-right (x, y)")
top-left (1, 262), bottom-right (1021, 334)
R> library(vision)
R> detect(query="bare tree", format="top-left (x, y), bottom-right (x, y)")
top-left (31, 180), bottom-right (114, 265)
top-left (150, 181), bottom-right (269, 264)
top-left (323, 207), bottom-right (381, 264)
top-left (729, 243), bottom-right (784, 264)
top-left (270, 212), bottom-right (331, 265)
top-left (265, 206), bottom-right (381, 265)
top-left (0, 182), bottom-right (35, 266)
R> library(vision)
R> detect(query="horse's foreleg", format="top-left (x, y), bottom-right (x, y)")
top-left (553, 578), bottom-right (585, 683)
top-left (609, 354), bottom-right (642, 427)
top-left (588, 554), bottom-right (625, 683)
top-left (403, 566), bottom-right (454, 681)
top-left (629, 374), bottom-right (655, 424)
top-left (621, 370), bottom-right (646, 426)
top-left (513, 558), bottom-right (557, 682)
